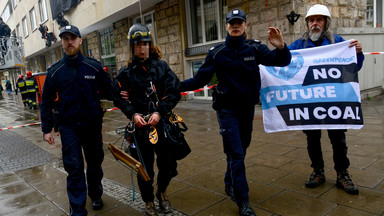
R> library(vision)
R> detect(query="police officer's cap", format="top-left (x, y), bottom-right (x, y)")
top-left (226, 9), bottom-right (247, 23)
top-left (59, 25), bottom-right (82, 38)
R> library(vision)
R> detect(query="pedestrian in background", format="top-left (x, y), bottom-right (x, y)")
top-left (0, 83), bottom-right (3, 98)
top-left (112, 23), bottom-right (181, 216)
top-left (180, 8), bottom-right (291, 216)
top-left (5, 80), bottom-right (12, 95)
top-left (288, 4), bottom-right (364, 195)
top-left (40, 25), bottom-right (112, 216)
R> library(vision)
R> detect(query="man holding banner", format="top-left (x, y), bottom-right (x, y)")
top-left (287, 4), bottom-right (364, 194)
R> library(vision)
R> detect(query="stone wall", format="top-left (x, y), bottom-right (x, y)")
top-left (113, 18), bottom-right (130, 70)
top-left (227, 0), bottom-right (366, 45)
top-left (86, 31), bottom-right (101, 61)
top-left (155, 0), bottom-right (184, 79)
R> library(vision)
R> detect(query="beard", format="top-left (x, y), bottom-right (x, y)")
top-left (309, 26), bottom-right (323, 41)
top-left (64, 46), bottom-right (80, 56)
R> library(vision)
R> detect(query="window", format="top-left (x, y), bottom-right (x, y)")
top-left (39, 0), bottom-right (48, 23)
top-left (99, 26), bottom-right (116, 67)
top-left (186, 0), bottom-right (228, 46)
top-left (134, 11), bottom-right (156, 44)
top-left (367, 0), bottom-right (384, 27)
top-left (16, 24), bottom-right (21, 37)
top-left (1, 1), bottom-right (13, 22)
top-left (22, 16), bottom-right (28, 37)
top-left (30, 7), bottom-right (37, 31)
top-left (187, 59), bottom-right (217, 99)
top-left (12, 0), bottom-right (17, 8)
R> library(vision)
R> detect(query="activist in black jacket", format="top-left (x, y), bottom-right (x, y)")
top-left (113, 59), bottom-right (180, 118)
top-left (112, 23), bottom-right (180, 215)
top-left (179, 9), bottom-right (291, 216)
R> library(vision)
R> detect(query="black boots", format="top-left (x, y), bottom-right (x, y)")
top-left (156, 192), bottom-right (172, 213)
top-left (305, 168), bottom-right (326, 188)
top-left (336, 170), bottom-right (359, 194)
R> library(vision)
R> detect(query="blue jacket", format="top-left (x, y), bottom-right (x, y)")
top-left (40, 52), bottom-right (112, 133)
top-left (288, 34), bottom-right (364, 71)
top-left (180, 34), bottom-right (292, 110)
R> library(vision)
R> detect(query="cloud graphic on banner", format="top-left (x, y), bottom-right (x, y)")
top-left (265, 52), bottom-right (304, 81)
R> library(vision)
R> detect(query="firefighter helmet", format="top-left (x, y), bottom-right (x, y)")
top-left (19, 74), bottom-right (24, 79)
top-left (26, 71), bottom-right (32, 78)
top-left (103, 66), bottom-right (108, 72)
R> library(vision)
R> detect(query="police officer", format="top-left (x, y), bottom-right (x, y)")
top-left (40, 25), bottom-right (112, 216)
top-left (16, 74), bottom-right (28, 106)
top-left (288, 4), bottom-right (364, 195)
top-left (25, 71), bottom-right (39, 109)
top-left (180, 9), bottom-right (291, 216)
top-left (112, 23), bottom-right (181, 216)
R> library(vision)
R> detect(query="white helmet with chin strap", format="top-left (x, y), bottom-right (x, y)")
top-left (305, 4), bottom-right (331, 19)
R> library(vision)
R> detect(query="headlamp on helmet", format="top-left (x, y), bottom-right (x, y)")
top-left (127, 23), bottom-right (152, 45)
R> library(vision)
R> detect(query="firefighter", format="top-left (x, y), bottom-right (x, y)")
top-left (25, 71), bottom-right (39, 109)
top-left (16, 74), bottom-right (28, 106)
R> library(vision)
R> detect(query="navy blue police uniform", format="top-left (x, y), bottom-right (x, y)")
top-left (40, 51), bottom-right (112, 216)
top-left (180, 33), bottom-right (291, 207)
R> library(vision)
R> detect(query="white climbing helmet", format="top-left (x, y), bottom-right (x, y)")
top-left (305, 4), bottom-right (331, 19)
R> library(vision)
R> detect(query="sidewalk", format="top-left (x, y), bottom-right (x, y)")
top-left (0, 92), bottom-right (383, 215)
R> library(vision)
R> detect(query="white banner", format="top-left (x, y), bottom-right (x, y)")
top-left (259, 40), bottom-right (363, 133)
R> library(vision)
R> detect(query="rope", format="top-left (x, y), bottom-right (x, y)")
top-left (266, 0), bottom-right (270, 28)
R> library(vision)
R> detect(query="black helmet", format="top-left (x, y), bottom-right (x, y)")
top-left (127, 23), bottom-right (151, 45)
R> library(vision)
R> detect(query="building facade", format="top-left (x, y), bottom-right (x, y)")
top-left (1, 0), bottom-right (383, 99)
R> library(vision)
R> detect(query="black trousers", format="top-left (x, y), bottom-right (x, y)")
top-left (130, 124), bottom-right (178, 203)
top-left (303, 129), bottom-right (350, 172)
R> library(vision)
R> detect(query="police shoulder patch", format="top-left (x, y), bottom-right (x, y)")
top-left (209, 43), bottom-right (226, 59)
top-left (86, 56), bottom-right (101, 64)
top-left (245, 39), bottom-right (261, 50)
top-left (47, 60), bottom-right (63, 71)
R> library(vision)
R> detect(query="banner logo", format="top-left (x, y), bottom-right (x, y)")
top-left (265, 52), bottom-right (304, 81)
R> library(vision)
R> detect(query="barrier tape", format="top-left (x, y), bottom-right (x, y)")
top-left (1, 85), bottom-right (218, 131)
top-left (363, 52), bottom-right (384, 55)
top-left (0, 122), bottom-right (41, 131)
top-left (180, 84), bottom-right (217, 96)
